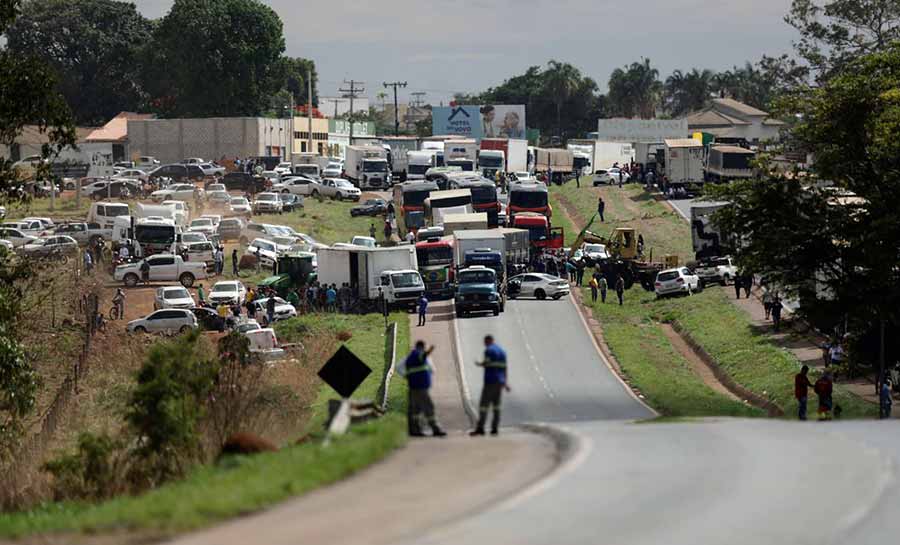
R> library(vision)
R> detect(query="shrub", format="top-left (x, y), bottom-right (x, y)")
top-left (43, 432), bottom-right (127, 501)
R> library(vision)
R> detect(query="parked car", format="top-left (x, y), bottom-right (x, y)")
top-left (206, 182), bottom-right (226, 192)
top-left (50, 222), bottom-right (91, 245)
top-left (151, 183), bottom-right (200, 203)
top-left (654, 267), bottom-right (702, 297)
top-left (319, 178), bottom-right (361, 201)
top-left (252, 192), bottom-right (283, 214)
top-left (274, 162), bottom-right (293, 175)
top-left (229, 196), bottom-right (252, 217)
top-left (239, 222), bottom-right (285, 245)
top-left (217, 217), bottom-right (245, 241)
top-left (199, 163), bottom-right (226, 176)
top-left (192, 306), bottom-right (228, 332)
top-left (117, 169), bottom-right (149, 183)
top-left (245, 238), bottom-right (279, 268)
top-left (183, 241), bottom-right (215, 268)
top-left (350, 236), bottom-right (376, 248)
top-left (136, 156), bottom-right (160, 170)
top-left (208, 280), bottom-right (247, 306)
top-left (350, 199), bottom-right (388, 217)
top-left (150, 164), bottom-right (205, 182)
top-left (278, 192), bottom-right (302, 212)
top-left (234, 319), bottom-right (262, 335)
top-left (114, 254), bottom-right (208, 287)
top-left (592, 168), bottom-right (631, 186)
top-left (248, 297), bottom-right (298, 324)
top-left (0, 227), bottom-right (36, 247)
top-left (176, 231), bottom-right (208, 250)
top-left (153, 286), bottom-right (196, 310)
top-left (127, 308), bottom-right (198, 334)
top-left (322, 166), bottom-right (342, 178)
top-left (276, 176), bottom-right (320, 196)
top-left (261, 170), bottom-right (281, 186)
top-left (90, 180), bottom-right (141, 200)
top-left (207, 190), bottom-right (231, 206)
top-left (507, 273), bottom-right (570, 300)
top-left (581, 243), bottom-right (609, 261)
top-left (222, 172), bottom-right (266, 193)
top-left (188, 218), bottom-right (216, 236)
top-left (694, 257), bottom-right (737, 285)
top-left (19, 236), bottom-right (79, 259)
top-left (181, 158), bottom-right (205, 165)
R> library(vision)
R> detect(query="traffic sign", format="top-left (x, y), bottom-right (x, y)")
top-left (318, 345), bottom-right (372, 398)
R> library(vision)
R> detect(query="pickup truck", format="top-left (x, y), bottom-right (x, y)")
top-left (454, 265), bottom-right (503, 317)
top-left (50, 222), bottom-right (110, 246)
top-left (693, 256), bottom-right (737, 285)
top-left (114, 254), bottom-right (209, 288)
top-left (317, 178), bottom-right (361, 201)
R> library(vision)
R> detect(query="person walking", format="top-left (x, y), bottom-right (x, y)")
top-left (417, 294), bottom-right (429, 326)
top-left (599, 275), bottom-right (608, 303)
top-left (471, 335), bottom-right (510, 436)
top-left (880, 379), bottom-right (893, 419)
top-left (197, 284), bottom-right (206, 306)
top-left (597, 196), bottom-right (605, 222)
top-left (615, 274), bottom-right (625, 306)
top-left (794, 365), bottom-right (813, 421)
top-left (771, 295), bottom-right (783, 332)
top-left (589, 276), bottom-right (599, 302)
top-left (398, 341), bottom-right (446, 437)
top-left (232, 248), bottom-right (239, 277)
top-left (266, 295), bottom-right (276, 325)
top-left (369, 223), bottom-right (377, 240)
top-left (743, 275), bottom-right (752, 298)
top-left (763, 290), bottom-right (774, 319)
top-left (383, 219), bottom-right (393, 242)
top-left (734, 274), bottom-right (743, 299)
top-left (814, 371), bottom-right (834, 421)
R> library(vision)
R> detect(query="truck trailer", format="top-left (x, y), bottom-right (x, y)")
top-left (315, 245), bottom-right (424, 310)
top-left (690, 202), bottom-right (730, 260)
top-left (705, 145), bottom-right (755, 183)
top-left (664, 138), bottom-right (705, 191)
top-left (479, 138), bottom-right (528, 175)
top-left (381, 136), bottom-right (419, 177)
top-left (344, 145), bottom-right (392, 189)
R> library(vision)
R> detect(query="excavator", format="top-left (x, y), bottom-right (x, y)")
top-left (573, 227), bottom-right (679, 291)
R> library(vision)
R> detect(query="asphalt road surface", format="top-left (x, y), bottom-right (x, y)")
top-left (455, 296), bottom-right (653, 424)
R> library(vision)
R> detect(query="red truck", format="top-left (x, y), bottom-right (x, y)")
top-left (415, 238), bottom-right (455, 297)
top-left (508, 182), bottom-right (552, 221)
top-left (512, 212), bottom-right (564, 250)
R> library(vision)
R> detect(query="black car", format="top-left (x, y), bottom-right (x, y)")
top-left (192, 306), bottom-right (229, 332)
top-left (222, 172), bottom-right (267, 193)
top-left (278, 193), bottom-right (303, 212)
top-left (350, 198), bottom-right (388, 217)
top-left (90, 180), bottom-right (141, 200)
top-left (150, 164), bottom-right (205, 182)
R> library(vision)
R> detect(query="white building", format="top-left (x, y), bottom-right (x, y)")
top-left (319, 96), bottom-right (370, 118)
top-left (687, 98), bottom-right (785, 145)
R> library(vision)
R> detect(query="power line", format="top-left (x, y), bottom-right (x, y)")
top-left (410, 92), bottom-right (427, 108)
top-left (323, 98), bottom-right (342, 119)
top-left (339, 80), bottom-right (365, 141)
top-left (383, 81), bottom-right (407, 136)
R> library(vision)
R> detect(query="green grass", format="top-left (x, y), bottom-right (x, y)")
top-left (4, 194), bottom-right (91, 221)
top-left (555, 178), bottom-right (877, 419)
top-left (0, 313), bottom-right (411, 539)
top-left (254, 197), bottom-right (381, 247)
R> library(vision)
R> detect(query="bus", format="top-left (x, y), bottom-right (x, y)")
top-left (507, 182), bottom-right (551, 223)
top-left (392, 180), bottom-right (439, 238)
top-left (448, 175), bottom-right (501, 227)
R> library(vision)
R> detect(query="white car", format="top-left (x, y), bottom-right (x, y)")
top-left (592, 168), bottom-right (631, 186)
top-left (252, 192), bottom-right (283, 214)
top-left (118, 169), bottom-right (149, 182)
top-left (20, 236), bottom-right (79, 258)
top-left (151, 183), bottom-right (200, 202)
top-left (582, 243), bottom-right (609, 261)
top-left (226, 197), bottom-right (250, 216)
top-left (208, 280), bottom-right (247, 306)
top-left (694, 257), bottom-right (738, 286)
top-left (161, 200), bottom-right (189, 226)
top-left (188, 218), bottom-right (216, 236)
top-left (199, 163), bottom-right (226, 176)
top-left (8, 219), bottom-right (46, 235)
top-left (207, 190), bottom-right (231, 206)
top-left (128, 308), bottom-right (198, 334)
top-left (319, 178), bottom-right (361, 201)
top-left (206, 183), bottom-right (226, 192)
top-left (181, 157), bottom-right (205, 165)
top-left (654, 267), bottom-right (703, 297)
top-left (154, 286), bottom-right (196, 310)
top-left (23, 217), bottom-right (54, 229)
top-left (350, 236), bottom-right (376, 248)
top-left (235, 319), bottom-right (262, 335)
top-left (0, 227), bottom-right (37, 247)
top-left (177, 232), bottom-right (209, 247)
top-left (508, 273), bottom-right (570, 300)
top-left (245, 238), bottom-right (279, 267)
top-left (274, 162), bottom-right (293, 175)
top-left (276, 176), bottom-right (320, 196)
top-left (250, 297), bottom-right (298, 323)
top-left (200, 214), bottom-right (222, 227)
top-left (79, 179), bottom-right (112, 197)
top-left (261, 170), bottom-right (281, 185)
top-left (322, 167), bottom-right (342, 178)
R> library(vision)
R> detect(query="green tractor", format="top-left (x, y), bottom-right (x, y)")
top-left (257, 252), bottom-right (316, 297)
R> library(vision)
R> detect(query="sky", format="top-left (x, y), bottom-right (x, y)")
top-left (132, 0), bottom-right (797, 106)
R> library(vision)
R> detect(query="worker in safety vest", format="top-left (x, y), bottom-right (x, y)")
top-left (471, 335), bottom-right (510, 436)
top-left (398, 341), bottom-right (447, 437)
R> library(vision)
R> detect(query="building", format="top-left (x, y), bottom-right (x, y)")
top-left (382, 103), bottom-right (430, 132)
top-left (127, 117), bottom-right (292, 164)
top-left (292, 116), bottom-right (330, 156)
top-left (319, 96), bottom-right (370, 118)
top-left (0, 125), bottom-right (96, 162)
top-left (83, 112), bottom-right (154, 163)
top-left (686, 98), bottom-right (785, 145)
top-left (328, 119), bottom-right (377, 159)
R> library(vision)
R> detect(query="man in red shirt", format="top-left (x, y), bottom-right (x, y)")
top-left (794, 365), bottom-right (813, 421)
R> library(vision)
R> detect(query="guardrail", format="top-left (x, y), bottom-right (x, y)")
top-left (377, 321), bottom-right (399, 412)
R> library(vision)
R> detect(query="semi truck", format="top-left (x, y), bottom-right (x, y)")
top-left (421, 141), bottom-right (445, 167)
top-left (315, 245), bottom-right (424, 310)
top-left (535, 148), bottom-right (574, 182)
top-left (381, 136), bottom-right (419, 177)
top-left (664, 138), bottom-right (705, 191)
top-left (479, 138), bottom-right (528, 175)
top-left (392, 180), bottom-right (439, 238)
top-left (691, 202), bottom-right (730, 260)
top-left (444, 139), bottom-right (478, 172)
top-left (511, 213), bottom-right (564, 251)
top-left (705, 145), bottom-right (755, 183)
top-left (416, 237), bottom-right (455, 297)
top-left (454, 229), bottom-right (506, 278)
top-left (344, 145), bottom-right (392, 189)
top-left (407, 150), bottom-right (437, 180)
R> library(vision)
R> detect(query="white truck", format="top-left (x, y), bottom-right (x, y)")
top-left (407, 150), bottom-right (438, 180)
top-left (664, 138), bottom-right (705, 190)
top-left (442, 213), bottom-right (488, 237)
top-left (506, 139), bottom-right (528, 173)
top-left (421, 141), bottom-right (445, 167)
top-left (114, 253), bottom-right (209, 288)
top-left (135, 202), bottom-right (177, 223)
top-left (381, 137), bottom-right (419, 176)
top-left (344, 145), bottom-right (392, 190)
top-left (444, 139), bottom-right (478, 172)
top-left (315, 245), bottom-right (424, 309)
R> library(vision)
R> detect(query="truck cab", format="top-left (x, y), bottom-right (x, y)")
top-left (454, 266), bottom-right (502, 317)
top-left (512, 212), bottom-right (564, 250)
top-left (380, 269), bottom-right (425, 310)
top-left (463, 248), bottom-right (504, 280)
top-left (478, 150), bottom-right (505, 178)
top-left (416, 239), bottom-right (455, 297)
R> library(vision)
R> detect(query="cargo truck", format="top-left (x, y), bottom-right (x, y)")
top-left (535, 148), bottom-right (574, 183)
top-left (424, 189), bottom-right (473, 226)
top-left (406, 150), bottom-right (437, 180)
top-left (454, 230), bottom-right (506, 277)
top-left (705, 145), bottom-right (755, 183)
top-left (416, 237), bottom-right (455, 297)
top-left (444, 139), bottom-right (478, 172)
top-left (511, 213), bottom-right (564, 251)
top-left (479, 138), bottom-right (527, 175)
top-left (421, 141), bottom-right (445, 167)
top-left (442, 213), bottom-right (488, 236)
top-left (344, 145), bottom-right (392, 189)
top-left (664, 138), bottom-right (705, 191)
top-left (315, 245), bottom-right (424, 310)
top-left (381, 136), bottom-right (419, 177)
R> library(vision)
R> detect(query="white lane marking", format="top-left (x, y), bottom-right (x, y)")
top-left (511, 301), bottom-right (565, 412)
top-left (567, 291), bottom-right (658, 416)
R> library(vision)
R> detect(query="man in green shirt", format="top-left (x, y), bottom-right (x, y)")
top-left (197, 284), bottom-right (206, 306)
top-left (287, 288), bottom-right (300, 310)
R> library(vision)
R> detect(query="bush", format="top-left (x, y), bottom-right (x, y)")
top-left (43, 432), bottom-right (127, 501)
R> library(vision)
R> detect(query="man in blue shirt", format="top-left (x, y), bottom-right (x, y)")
top-left (399, 341), bottom-right (446, 437)
top-left (471, 335), bottom-right (510, 436)
top-left (417, 294), bottom-right (429, 326)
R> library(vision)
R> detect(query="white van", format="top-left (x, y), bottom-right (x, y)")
top-left (87, 201), bottom-right (130, 230)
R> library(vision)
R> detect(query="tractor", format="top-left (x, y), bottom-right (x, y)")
top-left (256, 253), bottom-right (316, 297)
top-left (580, 227), bottom-right (679, 291)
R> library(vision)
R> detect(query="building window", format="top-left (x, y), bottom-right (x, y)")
top-left (300, 142), bottom-right (307, 153)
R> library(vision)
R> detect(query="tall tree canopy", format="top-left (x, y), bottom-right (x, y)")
top-left (6, 0), bottom-right (152, 126)
top-left (664, 68), bottom-right (714, 116)
top-left (148, 0), bottom-right (286, 118)
top-left (607, 58), bottom-right (663, 119)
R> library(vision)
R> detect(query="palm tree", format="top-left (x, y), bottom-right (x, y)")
top-left (665, 68), bottom-right (713, 116)
top-left (542, 60), bottom-right (582, 137)
top-left (608, 58), bottom-right (662, 119)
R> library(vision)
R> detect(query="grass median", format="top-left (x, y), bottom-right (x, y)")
top-left (552, 180), bottom-right (876, 419)
top-left (0, 313), bottom-right (411, 539)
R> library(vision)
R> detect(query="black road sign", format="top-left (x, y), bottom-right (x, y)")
top-left (318, 345), bottom-right (372, 398)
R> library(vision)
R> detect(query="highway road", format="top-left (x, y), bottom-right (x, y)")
top-left (455, 296), bottom-right (653, 424)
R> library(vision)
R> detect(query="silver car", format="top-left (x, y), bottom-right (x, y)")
top-left (127, 308), bottom-right (198, 334)
top-left (154, 286), bottom-right (196, 310)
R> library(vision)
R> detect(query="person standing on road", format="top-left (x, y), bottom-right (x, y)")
top-left (814, 371), bottom-right (834, 421)
top-left (472, 335), bottom-right (510, 436)
top-left (615, 274), bottom-right (625, 306)
top-left (771, 295), bottom-right (783, 332)
top-left (599, 275), bottom-right (609, 303)
top-left (197, 284), bottom-right (206, 306)
top-left (369, 223), bottom-right (377, 240)
top-left (589, 276), bottom-right (599, 303)
top-left (881, 379), bottom-right (893, 419)
top-left (398, 341), bottom-right (446, 437)
top-left (794, 365), bottom-right (813, 420)
top-left (232, 248), bottom-right (239, 277)
top-left (417, 294), bottom-right (429, 326)
top-left (597, 196), bottom-right (605, 222)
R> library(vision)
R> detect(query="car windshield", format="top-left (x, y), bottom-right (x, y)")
top-left (480, 156), bottom-right (503, 168)
top-left (469, 186), bottom-right (496, 204)
top-left (164, 288), bottom-right (190, 299)
top-left (417, 246), bottom-right (453, 265)
top-left (584, 244), bottom-right (605, 254)
top-left (256, 241), bottom-right (275, 252)
top-left (363, 161), bottom-right (387, 173)
top-left (391, 272), bottom-right (421, 288)
top-left (105, 204), bottom-right (129, 217)
top-left (408, 164), bottom-right (428, 175)
top-left (212, 284), bottom-right (237, 293)
top-left (258, 194), bottom-right (278, 201)
top-left (191, 219), bottom-right (212, 227)
top-left (509, 190), bottom-right (548, 208)
top-left (658, 271), bottom-right (679, 282)
top-left (231, 198), bottom-right (248, 205)
top-left (336, 181), bottom-right (354, 188)
top-left (459, 270), bottom-right (495, 283)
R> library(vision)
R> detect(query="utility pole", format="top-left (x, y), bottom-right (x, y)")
top-left (411, 92), bottom-right (426, 108)
top-left (307, 67), bottom-right (313, 155)
top-left (324, 98), bottom-right (342, 119)
top-left (339, 80), bottom-right (365, 142)
top-left (383, 81), bottom-right (407, 136)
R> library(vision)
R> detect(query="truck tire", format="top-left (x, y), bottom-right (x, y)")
top-left (179, 272), bottom-right (195, 288)
top-left (124, 273), bottom-right (139, 287)
top-left (535, 289), bottom-right (546, 300)
top-left (311, 189), bottom-right (319, 197)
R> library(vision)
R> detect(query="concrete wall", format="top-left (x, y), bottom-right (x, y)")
top-left (127, 118), bottom-right (291, 164)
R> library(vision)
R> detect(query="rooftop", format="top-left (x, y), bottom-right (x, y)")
top-left (712, 97), bottom-right (769, 117)
top-left (85, 112), bottom-right (154, 142)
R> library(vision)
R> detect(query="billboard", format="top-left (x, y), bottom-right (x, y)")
top-left (432, 105), bottom-right (526, 141)
top-left (596, 118), bottom-right (688, 143)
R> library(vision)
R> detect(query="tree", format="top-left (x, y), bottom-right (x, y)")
top-left (542, 60), bottom-right (582, 137)
top-left (712, 62), bottom-right (780, 110)
top-left (6, 0), bottom-right (152, 125)
top-left (147, 0), bottom-right (285, 118)
top-left (607, 58), bottom-right (663, 119)
top-left (785, 0), bottom-right (900, 81)
top-left (274, 56), bottom-right (317, 110)
top-left (711, 43), bottom-right (900, 371)
top-left (664, 68), bottom-right (714, 116)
